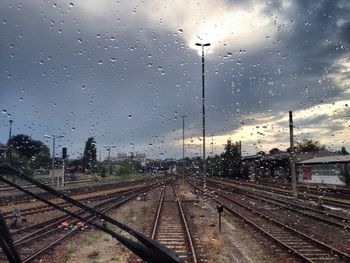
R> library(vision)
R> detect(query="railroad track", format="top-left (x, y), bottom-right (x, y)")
top-left (249, 178), bottom-right (350, 198)
top-left (0, 176), bottom-right (158, 205)
top-left (205, 179), bottom-right (350, 230)
top-left (207, 177), bottom-right (350, 210)
top-left (3, 185), bottom-right (144, 221)
top-left (0, 181), bottom-right (162, 262)
top-left (149, 182), bottom-right (197, 263)
top-left (0, 178), bottom-right (92, 192)
top-left (190, 180), bottom-right (350, 263)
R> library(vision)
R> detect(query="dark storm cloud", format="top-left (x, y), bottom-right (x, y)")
top-left (1, 0), bottom-right (350, 158)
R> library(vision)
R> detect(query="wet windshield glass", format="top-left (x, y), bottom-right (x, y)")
top-left (1, 1), bottom-right (350, 263)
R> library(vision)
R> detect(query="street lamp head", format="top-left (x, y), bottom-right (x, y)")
top-left (195, 42), bottom-right (211, 47)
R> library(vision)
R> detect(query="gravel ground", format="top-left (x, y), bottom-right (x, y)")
top-left (224, 190), bottom-right (350, 254)
top-left (0, 178), bottom-right (315, 262)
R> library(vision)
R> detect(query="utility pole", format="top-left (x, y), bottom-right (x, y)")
top-left (103, 145), bottom-right (117, 176)
top-left (8, 120), bottom-right (13, 182)
top-left (45, 134), bottom-right (64, 186)
top-left (289, 111), bottom-right (297, 199)
top-left (195, 42), bottom-right (211, 176)
top-left (181, 115), bottom-right (187, 183)
top-left (8, 120), bottom-right (13, 164)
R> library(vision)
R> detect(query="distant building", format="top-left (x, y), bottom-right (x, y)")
top-left (297, 155), bottom-right (350, 185)
top-left (117, 153), bottom-right (128, 162)
top-left (104, 153), bottom-right (147, 166)
top-left (0, 143), bottom-right (7, 161)
top-left (242, 151), bottom-right (290, 180)
top-left (134, 153), bottom-right (146, 166)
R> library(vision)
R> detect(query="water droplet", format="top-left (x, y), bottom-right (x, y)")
top-left (110, 57), bottom-right (116, 62)
top-left (69, 2), bottom-right (74, 7)
top-left (2, 20), bottom-right (7, 24)
top-left (71, 127), bottom-right (75, 131)
top-left (2, 110), bottom-right (7, 114)
top-left (19, 97), bottom-right (23, 102)
top-left (128, 114), bottom-right (132, 119)
top-left (77, 38), bottom-right (82, 44)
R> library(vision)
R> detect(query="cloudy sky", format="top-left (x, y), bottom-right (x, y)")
top-left (1, 0), bottom-right (350, 159)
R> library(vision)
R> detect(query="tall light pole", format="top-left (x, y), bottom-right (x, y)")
top-left (45, 134), bottom-right (64, 186)
top-left (181, 115), bottom-right (187, 182)
top-left (195, 42), bottom-right (210, 175)
top-left (8, 120), bottom-right (13, 165)
top-left (289, 111), bottom-right (297, 199)
top-left (103, 145), bottom-right (117, 176)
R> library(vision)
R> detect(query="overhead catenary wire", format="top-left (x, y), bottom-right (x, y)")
top-left (0, 164), bottom-right (182, 263)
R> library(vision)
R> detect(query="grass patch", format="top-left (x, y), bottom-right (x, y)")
top-left (63, 246), bottom-right (76, 263)
top-left (88, 250), bottom-right (100, 260)
top-left (84, 231), bottom-right (104, 245)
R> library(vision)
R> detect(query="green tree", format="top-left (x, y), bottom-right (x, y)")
top-left (9, 134), bottom-right (50, 159)
top-left (341, 146), bottom-right (349, 155)
top-left (207, 155), bottom-right (223, 176)
top-left (32, 146), bottom-right (51, 169)
top-left (83, 137), bottom-right (97, 172)
top-left (7, 134), bottom-right (51, 176)
top-left (295, 139), bottom-right (325, 153)
top-left (220, 140), bottom-right (243, 178)
top-left (269, 148), bottom-right (280, 154)
top-left (117, 160), bottom-right (142, 175)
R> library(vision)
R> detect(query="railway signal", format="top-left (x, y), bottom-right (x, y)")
top-left (217, 204), bottom-right (224, 232)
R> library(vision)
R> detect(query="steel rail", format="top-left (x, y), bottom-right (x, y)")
top-left (213, 178), bottom-right (350, 209)
top-left (172, 182), bottom-right (198, 263)
top-left (190, 180), bottom-right (350, 263)
top-left (3, 186), bottom-right (141, 220)
top-left (206, 180), bottom-right (350, 229)
top-left (13, 188), bottom-right (143, 246)
top-left (21, 187), bottom-right (151, 263)
top-left (0, 167), bottom-right (181, 263)
top-left (151, 186), bottom-right (165, 239)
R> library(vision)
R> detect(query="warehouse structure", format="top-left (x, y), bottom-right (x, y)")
top-left (296, 155), bottom-right (350, 185)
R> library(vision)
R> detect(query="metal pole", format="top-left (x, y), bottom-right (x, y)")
top-left (8, 120), bottom-right (13, 181)
top-left (289, 111), bottom-right (297, 199)
top-left (182, 115), bottom-right (186, 182)
top-left (201, 46), bottom-right (206, 175)
top-left (62, 159), bottom-right (65, 188)
top-left (8, 120), bottom-right (13, 142)
top-left (52, 137), bottom-right (55, 186)
top-left (108, 147), bottom-right (111, 176)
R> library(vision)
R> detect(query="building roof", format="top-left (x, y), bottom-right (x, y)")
top-left (297, 155), bottom-right (350, 165)
top-left (0, 143), bottom-right (7, 151)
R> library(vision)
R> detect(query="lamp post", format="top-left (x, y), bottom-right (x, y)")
top-left (195, 42), bottom-right (210, 175)
top-left (45, 134), bottom-right (64, 186)
top-left (181, 115), bottom-right (187, 182)
top-left (8, 120), bottom-right (13, 165)
top-left (103, 145), bottom-right (117, 176)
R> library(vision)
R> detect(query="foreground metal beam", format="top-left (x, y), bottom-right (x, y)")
top-left (0, 164), bottom-right (182, 263)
